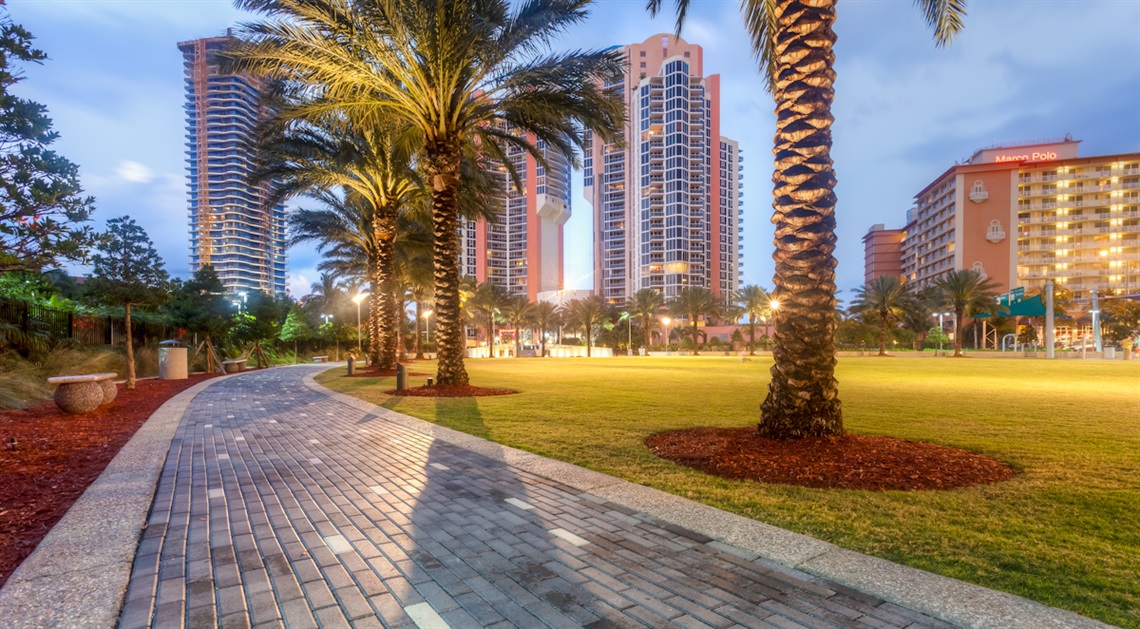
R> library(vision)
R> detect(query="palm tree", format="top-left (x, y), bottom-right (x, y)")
top-left (669, 287), bottom-right (719, 355)
top-left (849, 275), bottom-right (913, 356)
top-left (563, 295), bottom-right (611, 358)
top-left (627, 288), bottom-right (665, 354)
top-left (933, 269), bottom-right (1005, 357)
top-left (230, 0), bottom-right (625, 386)
top-left (255, 114), bottom-right (420, 370)
top-left (736, 284), bottom-right (772, 355)
top-left (531, 300), bottom-right (560, 357)
top-left (467, 282), bottom-right (510, 358)
top-left (648, 0), bottom-right (967, 438)
top-left (304, 272), bottom-right (343, 316)
top-left (501, 295), bottom-right (536, 357)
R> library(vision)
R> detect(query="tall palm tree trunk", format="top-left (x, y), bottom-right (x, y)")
top-left (374, 210), bottom-right (400, 369)
top-left (395, 290), bottom-right (407, 361)
top-left (954, 311), bottom-right (965, 357)
top-left (428, 146), bottom-right (469, 385)
top-left (644, 321), bottom-right (652, 355)
top-left (759, 0), bottom-right (844, 439)
top-left (749, 317), bottom-right (757, 355)
top-left (878, 314), bottom-right (889, 356)
top-left (368, 263), bottom-right (382, 366)
top-left (691, 320), bottom-right (700, 355)
top-left (487, 320), bottom-right (495, 358)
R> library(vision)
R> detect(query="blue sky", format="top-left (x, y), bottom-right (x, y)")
top-left (8, 0), bottom-right (1140, 299)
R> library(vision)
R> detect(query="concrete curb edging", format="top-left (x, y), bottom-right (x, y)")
top-left (0, 374), bottom-right (233, 629)
top-left (305, 370), bottom-right (1111, 629)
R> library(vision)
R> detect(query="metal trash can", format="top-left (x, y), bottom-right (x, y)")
top-left (159, 340), bottom-right (188, 380)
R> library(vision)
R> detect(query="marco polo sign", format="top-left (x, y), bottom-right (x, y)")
top-left (994, 150), bottom-right (1058, 163)
top-left (971, 140), bottom-right (1080, 166)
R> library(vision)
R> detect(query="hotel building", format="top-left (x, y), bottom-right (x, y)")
top-left (584, 34), bottom-right (743, 304)
top-left (459, 138), bottom-right (571, 301)
top-left (867, 137), bottom-right (1140, 303)
top-left (179, 33), bottom-right (287, 295)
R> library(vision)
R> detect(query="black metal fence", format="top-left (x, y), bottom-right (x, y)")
top-left (0, 299), bottom-right (173, 350)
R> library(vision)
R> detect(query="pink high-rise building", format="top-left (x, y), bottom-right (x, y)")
top-left (584, 34), bottom-right (742, 304)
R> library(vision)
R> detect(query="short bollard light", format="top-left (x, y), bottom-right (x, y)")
top-left (346, 354), bottom-right (355, 376)
top-left (396, 363), bottom-right (407, 391)
top-left (426, 378), bottom-right (434, 387)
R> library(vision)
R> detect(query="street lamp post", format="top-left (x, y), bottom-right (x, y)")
top-left (422, 309), bottom-right (433, 354)
top-left (937, 311), bottom-right (952, 355)
top-left (620, 311), bottom-right (632, 356)
top-left (661, 316), bottom-right (672, 353)
top-left (352, 292), bottom-right (369, 354)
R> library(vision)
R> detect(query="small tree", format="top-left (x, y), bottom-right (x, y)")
top-left (563, 296), bottom-right (611, 358)
top-left (165, 266), bottom-right (231, 371)
top-left (279, 307), bottom-right (312, 364)
top-left (669, 287), bottom-right (719, 355)
top-left (231, 290), bottom-right (285, 366)
top-left (0, 15), bottom-right (95, 272)
top-left (501, 295), bottom-right (535, 357)
top-left (84, 216), bottom-right (169, 389)
top-left (1018, 324), bottom-right (1038, 347)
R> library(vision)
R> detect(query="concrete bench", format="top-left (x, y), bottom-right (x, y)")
top-left (47, 372), bottom-right (118, 413)
top-left (312, 356), bottom-right (329, 363)
top-left (222, 359), bottom-right (247, 374)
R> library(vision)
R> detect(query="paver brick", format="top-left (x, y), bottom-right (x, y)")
top-left (117, 367), bottom-right (949, 629)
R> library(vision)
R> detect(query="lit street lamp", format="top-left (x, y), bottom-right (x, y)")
top-left (619, 311), bottom-right (632, 356)
top-left (661, 316), bottom-right (672, 353)
top-left (937, 311), bottom-right (952, 355)
top-left (352, 292), bottom-right (369, 353)
top-left (422, 309), bottom-right (434, 345)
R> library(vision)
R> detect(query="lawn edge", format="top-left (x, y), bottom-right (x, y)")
top-left (307, 367), bottom-right (1114, 629)
top-left (0, 370), bottom-right (238, 628)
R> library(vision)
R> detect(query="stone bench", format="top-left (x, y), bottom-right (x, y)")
top-left (222, 359), bottom-right (247, 374)
top-left (47, 372), bottom-right (119, 413)
top-left (312, 356), bottom-right (330, 363)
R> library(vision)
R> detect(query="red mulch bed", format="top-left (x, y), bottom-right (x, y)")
top-left (0, 373), bottom-right (217, 588)
top-left (646, 427), bottom-right (1015, 491)
top-left (344, 366), bottom-right (428, 378)
top-left (386, 384), bottom-right (519, 397)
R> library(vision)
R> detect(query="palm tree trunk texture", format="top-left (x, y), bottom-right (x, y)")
top-left (367, 264), bottom-right (382, 366)
top-left (691, 321), bottom-right (700, 355)
top-left (759, 0), bottom-right (844, 439)
top-left (879, 316), bottom-right (888, 356)
top-left (954, 310), bottom-right (965, 356)
top-left (644, 321), bottom-right (652, 355)
top-left (374, 211), bottom-right (400, 370)
top-left (428, 145), bottom-right (469, 385)
top-left (749, 317), bottom-right (757, 355)
top-left (487, 320), bottom-right (495, 358)
top-left (414, 300), bottom-right (425, 360)
top-left (125, 302), bottom-right (136, 390)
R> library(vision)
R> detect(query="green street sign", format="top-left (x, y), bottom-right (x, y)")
top-left (1010, 287), bottom-right (1025, 303)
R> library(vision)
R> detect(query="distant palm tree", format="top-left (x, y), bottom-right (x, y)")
top-left (933, 269), bottom-right (1005, 357)
top-left (304, 273), bottom-right (343, 317)
top-left (467, 282), bottom-right (510, 358)
top-left (736, 284), bottom-right (772, 355)
top-left (501, 296), bottom-right (536, 357)
top-left (563, 296), bottom-right (612, 358)
top-left (627, 288), bottom-right (665, 354)
top-left (850, 275), bottom-right (913, 356)
top-left (255, 115), bottom-right (420, 370)
top-left (648, 0), bottom-right (967, 438)
top-left (669, 287), bottom-right (719, 355)
top-left (231, 0), bottom-right (625, 386)
top-left (532, 301), bottom-right (560, 357)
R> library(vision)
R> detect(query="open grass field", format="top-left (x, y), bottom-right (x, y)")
top-left (317, 356), bottom-right (1140, 627)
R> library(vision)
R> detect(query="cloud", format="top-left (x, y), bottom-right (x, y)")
top-left (115, 160), bottom-right (155, 184)
top-left (288, 273), bottom-right (311, 299)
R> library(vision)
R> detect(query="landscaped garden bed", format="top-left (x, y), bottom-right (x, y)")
top-left (317, 356), bottom-right (1140, 627)
top-left (0, 373), bottom-right (216, 588)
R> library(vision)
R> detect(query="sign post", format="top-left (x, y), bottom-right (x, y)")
top-left (1045, 280), bottom-right (1055, 359)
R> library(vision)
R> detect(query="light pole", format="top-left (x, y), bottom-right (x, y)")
top-left (422, 309), bottom-right (433, 347)
top-left (937, 311), bottom-right (952, 355)
top-left (620, 311), bottom-right (632, 356)
top-left (661, 316), bottom-right (672, 353)
top-left (352, 292), bottom-right (369, 353)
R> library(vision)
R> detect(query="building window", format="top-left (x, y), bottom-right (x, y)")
top-left (986, 220), bottom-right (1006, 243)
top-left (971, 261), bottom-right (987, 279)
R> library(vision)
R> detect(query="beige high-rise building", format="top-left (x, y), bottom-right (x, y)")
top-left (870, 137), bottom-right (1140, 304)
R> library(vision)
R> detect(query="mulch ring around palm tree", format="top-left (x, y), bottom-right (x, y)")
top-left (387, 384), bottom-right (519, 397)
top-left (646, 427), bottom-right (1015, 491)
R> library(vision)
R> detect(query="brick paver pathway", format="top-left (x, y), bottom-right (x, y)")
top-left (119, 367), bottom-right (954, 629)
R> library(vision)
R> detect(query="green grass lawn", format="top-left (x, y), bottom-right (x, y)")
top-left (317, 356), bottom-right (1140, 627)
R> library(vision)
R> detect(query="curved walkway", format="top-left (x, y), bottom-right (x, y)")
top-left (109, 367), bottom-right (1099, 629)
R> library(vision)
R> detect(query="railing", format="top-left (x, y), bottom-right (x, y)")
top-left (0, 299), bottom-right (173, 350)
